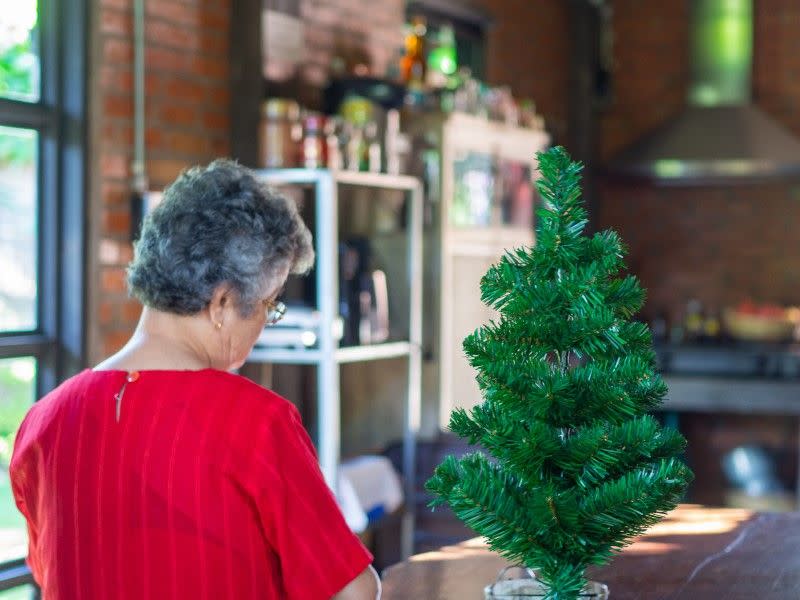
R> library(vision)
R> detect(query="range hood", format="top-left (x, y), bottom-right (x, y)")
top-left (607, 0), bottom-right (800, 185)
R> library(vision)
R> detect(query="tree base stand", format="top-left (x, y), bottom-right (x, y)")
top-left (484, 567), bottom-right (609, 599)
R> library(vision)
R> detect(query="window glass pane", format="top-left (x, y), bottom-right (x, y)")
top-left (0, 357), bottom-right (35, 563)
top-left (0, 0), bottom-right (40, 102)
top-left (0, 127), bottom-right (37, 332)
top-left (0, 586), bottom-right (33, 599)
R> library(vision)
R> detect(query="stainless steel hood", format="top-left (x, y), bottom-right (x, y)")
top-left (606, 0), bottom-right (800, 185)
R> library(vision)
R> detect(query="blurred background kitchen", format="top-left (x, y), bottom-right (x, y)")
top-left (2, 0), bottom-right (800, 596)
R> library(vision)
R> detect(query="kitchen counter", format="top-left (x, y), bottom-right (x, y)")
top-left (654, 341), bottom-right (800, 508)
top-left (655, 341), bottom-right (800, 379)
top-left (382, 505), bottom-right (800, 599)
top-left (653, 342), bottom-right (800, 415)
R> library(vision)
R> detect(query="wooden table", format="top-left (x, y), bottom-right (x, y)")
top-left (382, 505), bottom-right (800, 599)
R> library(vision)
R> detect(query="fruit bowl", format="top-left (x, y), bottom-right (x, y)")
top-left (722, 306), bottom-right (796, 342)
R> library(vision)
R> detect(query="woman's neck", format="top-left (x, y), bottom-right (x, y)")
top-left (94, 307), bottom-right (215, 371)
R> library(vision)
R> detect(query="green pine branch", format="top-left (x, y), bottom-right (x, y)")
top-left (426, 146), bottom-right (693, 600)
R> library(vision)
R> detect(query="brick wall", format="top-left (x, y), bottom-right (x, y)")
top-left (592, 3), bottom-right (800, 508)
top-left (87, 1), bottom-right (571, 363)
top-left (599, 0), bottom-right (689, 161)
top-left (753, 0), bottom-right (800, 137)
top-left (595, 2), bottom-right (800, 323)
top-left (88, 0), bottom-right (231, 364)
top-left (596, 180), bottom-right (800, 323)
top-left (298, 0), bottom-right (405, 88)
top-left (479, 0), bottom-right (570, 143)
top-left (263, 0), bottom-right (404, 108)
top-left (268, 0), bottom-right (570, 139)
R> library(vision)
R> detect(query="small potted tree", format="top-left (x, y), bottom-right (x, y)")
top-left (426, 146), bottom-right (693, 599)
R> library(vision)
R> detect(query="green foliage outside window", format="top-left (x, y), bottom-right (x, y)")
top-left (1, 2), bottom-right (39, 168)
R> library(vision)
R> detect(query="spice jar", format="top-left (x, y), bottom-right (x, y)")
top-left (301, 114), bottom-right (326, 169)
top-left (258, 98), bottom-right (302, 168)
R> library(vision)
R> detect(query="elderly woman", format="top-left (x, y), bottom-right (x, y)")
top-left (10, 160), bottom-right (379, 599)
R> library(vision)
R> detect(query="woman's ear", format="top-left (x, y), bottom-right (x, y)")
top-left (207, 285), bottom-right (231, 329)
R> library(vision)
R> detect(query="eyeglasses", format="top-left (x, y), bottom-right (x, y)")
top-left (265, 300), bottom-right (286, 325)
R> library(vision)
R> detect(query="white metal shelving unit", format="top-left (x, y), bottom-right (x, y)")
top-left (248, 168), bottom-right (423, 558)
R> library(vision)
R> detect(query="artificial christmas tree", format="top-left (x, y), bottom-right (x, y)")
top-left (426, 146), bottom-right (693, 599)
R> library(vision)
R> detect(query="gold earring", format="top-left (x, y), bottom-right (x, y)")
top-left (214, 321), bottom-right (222, 330)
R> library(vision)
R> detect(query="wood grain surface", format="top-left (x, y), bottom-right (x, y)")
top-left (382, 505), bottom-right (799, 599)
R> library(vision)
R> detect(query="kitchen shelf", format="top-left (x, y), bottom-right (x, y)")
top-left (249, 341), bottom-right (414, 365)
top-left (247, 168), bottom-right (423, 559)
top-left (403, 111), bottom-right (550, 428)
top-left (336, 341), bottom-right (414, 363)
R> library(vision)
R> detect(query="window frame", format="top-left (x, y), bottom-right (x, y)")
top-left (0, 0), bottom-right (87, 591)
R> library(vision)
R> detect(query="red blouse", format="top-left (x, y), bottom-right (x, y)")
top-left (10, 369), bottom-right (372, 599)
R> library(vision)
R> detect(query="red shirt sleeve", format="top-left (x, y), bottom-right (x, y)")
top-left (251, 401), bottom-right (373, 599)
top-left (9, 411), bottom-right (43, 585)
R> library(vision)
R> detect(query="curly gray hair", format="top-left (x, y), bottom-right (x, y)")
top-left (127, 159), bottom-right (314, 317)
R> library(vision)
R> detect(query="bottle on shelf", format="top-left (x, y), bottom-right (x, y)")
top-left (339, 95), bottom-right (374, 172)
top-left (684, 298), bottom-right (704, 343)
top-left (301, 114), bottom-right (326, 169)
top-left (258, 98), bottom-right (302, 168)
top-left (364, 121), bottom-right (382, 173)
top-left (384, 109), bottom-right (410, 176)
top-left (400, 15), bottom-right (427, 89)
top-left (426, 23), bottom-right (457, 89)
top-left (325, 117), bottom-right (344, 170)
top-left (344, 123), bottom-right (365, 172)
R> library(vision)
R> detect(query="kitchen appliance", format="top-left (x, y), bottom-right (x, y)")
top-left (606, 0), bottom-right (800, 184)
top-left (255, 303), bottom-right (344, 349)
top-left (339, 237), bottom-right (390, 346)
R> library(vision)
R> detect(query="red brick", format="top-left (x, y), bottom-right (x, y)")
top-left (209, 136), bottom-right (229, 156)
top-left (205, 87), bottom-right (230, 111)
top-left (100, 7), bottom-right (132, 36)
top-left (156, 104), bottom-right (200, 127)
top-left (144, 73), bottom-right (166, 97)
top-left (145, 0), bottom-right (198, 26)
top-left (199, 30), bottom-right (227, 56)
top-left (165, 131), bottom-right (211, 156)
top-left (103, 330), bottom-right (131, 355)
top-left (202, 110), bottom-right (229, 131)
top-left (103, 37), bottom-right (132, 65)
top-left (100, 66), bottom-right (133, 94)
top-left (101, 268), bottom-right (128, 294)
top-left (101, 0), bottom-right (131, 9)
top-left (120, 243), bottom-right (134, 264)
top-left (194, 56), bottom-right (228, 80)
top-left (102, 120), bottom-right (134, 148)
top-left (93, 0), bottom-right (236, 364)
top-left (102, 181), bottom-right (130, 207)
top-left (98, 301), bottom-right (114, 326)
top-left (147, 158), bottom-right (191, 187)
top-left (145, 46), bottom-right (193, 73)
top-left (104, 94), bottom-right (132, 119)
top-left (103, 209), bottom-right (132, 237)
top-left (145, 126), bottom-right (164, 148)
top-left (163, 79), bottom-right (207, 102)
top-left (121, 300), bottom-right (142, 322)
top-left (146, 20), bottom-right (200, 51)
top-left (199, 7), bottom-right (228, 30)
top-left (101, 153), bottom-right (130, 180)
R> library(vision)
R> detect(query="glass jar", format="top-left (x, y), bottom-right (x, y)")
top-left (258, 98), bottom-right (301, 168)
top-left (484, 567), bottom-right (609, 600)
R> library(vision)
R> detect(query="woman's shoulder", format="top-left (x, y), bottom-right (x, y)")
top-left (193, 369), bottom-right (299, 417)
